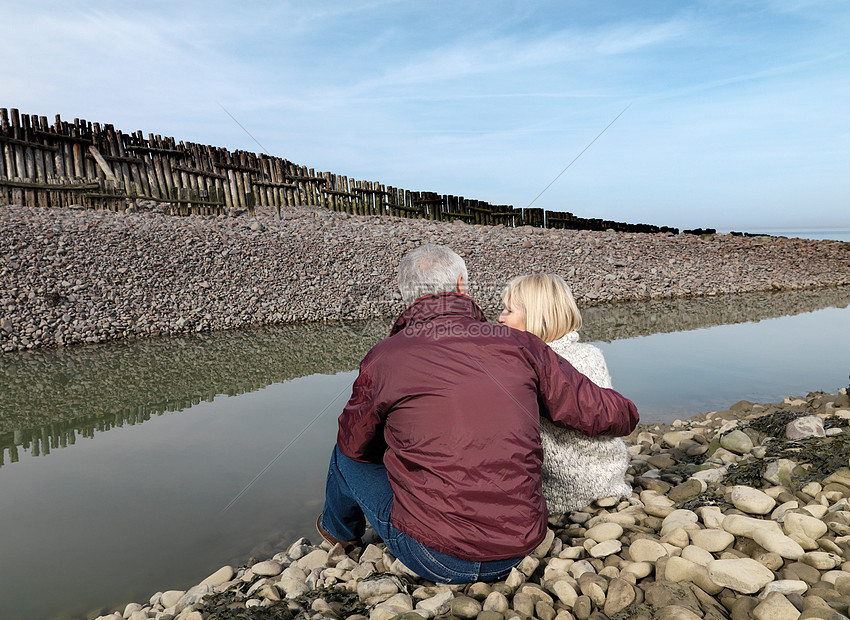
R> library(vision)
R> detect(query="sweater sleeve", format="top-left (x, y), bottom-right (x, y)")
top-left (584, 347), bottom-right (613, 390)
top-left (534, 342), bottom-right (638, 437)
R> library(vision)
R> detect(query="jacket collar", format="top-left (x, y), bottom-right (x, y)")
top-left (389, 293), bottom-right (488, 335)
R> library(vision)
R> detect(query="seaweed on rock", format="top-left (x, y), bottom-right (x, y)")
top-left (765, 434), bottom-right (850, 483)
top-left (198, 585), bottom-right (367, 620)
top-left (610, 603), bottom-right (657, 620)
top-left (741, 409), bottom-right (805, 438)
top-left (722, 458), bottom-right (768, 488)
top-left (676, 488), bottom-right (732, 512)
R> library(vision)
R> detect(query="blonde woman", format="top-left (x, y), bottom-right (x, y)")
top-left (498, 274), bottom-right (632, 514)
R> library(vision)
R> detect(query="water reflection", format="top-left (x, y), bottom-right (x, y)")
top-left (579, 285), bottom-right (850, 342)
top-left (2, 286), bottom-right (850, 470)
top-left (0, 320), bottom-right (390, 469)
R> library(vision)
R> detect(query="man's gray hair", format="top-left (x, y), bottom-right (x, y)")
top-left (398, 244), bottom-right (468, 306)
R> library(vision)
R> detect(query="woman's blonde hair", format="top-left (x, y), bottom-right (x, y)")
top-left (501, 274), bottom-right (582, 342)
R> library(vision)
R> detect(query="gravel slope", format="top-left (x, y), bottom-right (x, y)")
top-left (1, 204), bottom-right (848, 352)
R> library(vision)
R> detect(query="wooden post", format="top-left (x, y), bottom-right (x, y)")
top-left (232, 153), bottom-right (247, 209)
top-left (224, 152), bottom-right (241, 209)
top-left (38, 116), bottom-right (55, 183)
top-left (2, 109), bottom-right (16, 185)
top-left (122, 132), bottom-right (147, 198)
top-left (11, 110), bottom-right (27, 183)
top-left (51, 116), bottom-right (67, 181)
top-left (161, 136), bottom-right (177, 192)
top-left (61, 121), bottom-right (75, 184)
top-left (273, 159), bottom-right (289, 207)
top-left (149, 134), bottom-right (169, 199)
top-left (71, 119), bottom-right (84, 179)
top-left (242, 151), bottom-right (259, 211)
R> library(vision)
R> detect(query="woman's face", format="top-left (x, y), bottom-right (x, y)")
top-left (498, 299), bottom-right (526, 331)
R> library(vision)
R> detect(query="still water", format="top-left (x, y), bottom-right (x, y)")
top-left (2, 287), bottom-right (850, 619)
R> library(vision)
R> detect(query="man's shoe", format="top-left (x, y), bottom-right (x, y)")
top-left (316, 515), bottom-right (359, 552)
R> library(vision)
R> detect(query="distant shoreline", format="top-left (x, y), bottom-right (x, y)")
top-left (739, 229), bottom-right (850, 243)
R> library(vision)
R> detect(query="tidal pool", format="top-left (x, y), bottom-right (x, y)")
top-left (1, 286), bottom-right (849, 619)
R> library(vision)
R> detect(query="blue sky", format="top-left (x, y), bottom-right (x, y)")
top-left (3, 0), bottom-right (848, 231)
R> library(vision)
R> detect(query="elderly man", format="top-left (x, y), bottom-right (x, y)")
top-left (318, 244), bottom-right (638, 583)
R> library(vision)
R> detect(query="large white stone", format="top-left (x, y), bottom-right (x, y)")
top-left (160, 591), bottom-right (185, 609)
top-left (620, 561), bottom-right (653, 580)
top-left (416, 590), bottom-right (455, 617)
top-left (692, 466), bottom-right (728, 485)
top-left (800, 551), bottom-right (841, 570)
top-left (681, 545), bottom-right (715, 567)
top-left (771, 500), bottom-right (799, 521)
top-left (760, 580), bottom-right (808, 597)
top-left (784, 511), bottom-right (828, 540)
top-left (697, 506), bottom-right (726, 529)
top-left (251, 560), bottom-right (283, 577)
top-left (548, 580), bottom-right (578, 607)
top-left (589, 539), bottom-right (622, 558)
top-left (628, 538), bottom-right (668, 563)
top-left (661, 509), bottom-right (700, 535)
top-left (371, 594), bottom-right (414, 620)
top-left (706, 558), bottom-right (776, 594)
top-left (801, 504), bottom-right (829, 519)
top-left (662, 431), bottom-right (695, 447)
top-left (722, 514), bottom-right (783, 538)
top-left (786, 415), bottom-right (825, 439)
top-left (763, 459), bottom-right (797, 486)
top-left (730, 485), bottom-right (776, 515)
top-left (298, 549), bottom-right (329, 572)
top-left (720, 429), bottom-right (754, 454)
top-left (357, 577), bottom-right (400, 605)
top-left (585, 522), bottom-right (624, 542)
top-left (689, 528), bottom-right (734, 552)
top-left (201, 565), bottom-right (235, 587)
top-left (664, 556), bottom-right (723, 595)
top-left (752, 529), bottom-right (805, 560)
top-left (662, 527), bottom-right (690, 549)
top-left (752, 592), bottom-right (802, 620)
top-left (482, 591), bottom-right (509, 613)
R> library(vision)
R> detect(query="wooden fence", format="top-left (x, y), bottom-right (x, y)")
top-left (0, 107), bottom-right (677, 233)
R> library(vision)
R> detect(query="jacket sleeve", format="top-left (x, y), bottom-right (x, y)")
top-left (534, 342), bottom-right (638, 437)
top-left (336, 355), bottom-right (388, 464)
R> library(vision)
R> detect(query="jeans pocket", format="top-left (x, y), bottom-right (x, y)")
top-left (400, 535), bottom-right (477, 583)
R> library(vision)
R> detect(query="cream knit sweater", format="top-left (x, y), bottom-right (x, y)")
top-left (540, 332), bottom-right (632, 514)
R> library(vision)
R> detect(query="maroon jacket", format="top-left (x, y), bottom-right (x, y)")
top-left (337, 293), bottom-right (638, 560)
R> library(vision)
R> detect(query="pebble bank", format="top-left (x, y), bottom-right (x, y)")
top-left (2, 203), bottom-right (849, 352)
top-left (94, 389), bottom-right (850, 620)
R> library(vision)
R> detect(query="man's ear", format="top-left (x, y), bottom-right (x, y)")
top-left (456, 274), bottom-right (467, 295)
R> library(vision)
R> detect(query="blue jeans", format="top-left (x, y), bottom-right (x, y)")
top-left (321, 445), bottom-right (522, 584)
